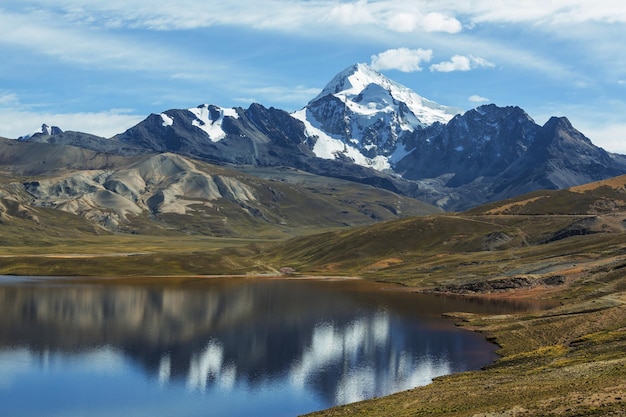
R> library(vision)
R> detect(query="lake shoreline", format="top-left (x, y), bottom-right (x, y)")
top-left (305, 281), bottom-right (626, 416)
top-left (0, 275), bottom-right (506, 416)
top-left (0, 263), bottom-right (624, 416)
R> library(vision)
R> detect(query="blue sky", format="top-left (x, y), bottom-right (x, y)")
top-left (1, 1), bottom-right (625, 153)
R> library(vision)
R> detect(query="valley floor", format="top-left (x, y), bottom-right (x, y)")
top-left (1, 215), bottom-right (625, 416)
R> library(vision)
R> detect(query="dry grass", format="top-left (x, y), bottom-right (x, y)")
top-left (570, 174), bottom-right (626, 193)
top-left (306, 290), bottom-right (626, 417)
top-left (2, 174), bottom-right (626, 416)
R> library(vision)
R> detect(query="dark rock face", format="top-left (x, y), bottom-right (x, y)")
top-left (114, 104), bottom-right (314, 167)
top-left (111, 101), bottom-right (626, 211)
top-left (491, 116), bottom-right (626, 200)
top-left (396, 105), bottom-right (540, 186)
top-left (392, 106), bottom-right (626, 209)
top-left (428, 275), bottom-right (566, 295)
top-left (17, 66), bottom-right (626, 212)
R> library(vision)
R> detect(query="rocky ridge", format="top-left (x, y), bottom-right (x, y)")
top-left (11, 63), bottom-right (626, 213)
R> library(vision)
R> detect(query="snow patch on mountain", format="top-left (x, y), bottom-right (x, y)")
top-left (292, 109), bottom-right (391, 171)
top-left (160, 113), bottom-right (174, 127)
top-left (389, 143), bottom-right (412, 165)
top-left (188, 105), bottom-right (239, 142)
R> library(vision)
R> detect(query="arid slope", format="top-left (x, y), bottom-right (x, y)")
top-left (299, 176), bottom-right (626, 416)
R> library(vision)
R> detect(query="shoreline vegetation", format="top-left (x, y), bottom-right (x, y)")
top-left (2, 179), bottom-right (626, 415)
top-left (0, 247), bottom-right (624, 416)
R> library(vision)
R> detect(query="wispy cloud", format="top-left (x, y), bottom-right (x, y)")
top-left (7, 1), bottom-right (464, 34)
top-left (0, 96), bottom-right (144, 139)
top-left (9, 1), bottom-right (626, 39)
top-left (0, 8), bottom-right (228, 76)
top-left (0, 92), bottom-right (20, 106)
top-left (430, 55), bottom-right (495, 72)
top-left (246, 86), bottom-right (322, 109)
top-left (468, 95), bottom-right (490, 103)
top-left (370, 48), bottom-right (433, 72)
top-left (1, 1), bottom-right (617, 84)
top-left (455, 0), bottom-right (626, 25)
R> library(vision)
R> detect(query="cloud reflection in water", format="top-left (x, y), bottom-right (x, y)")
top-left (0, 277), bottom-right (501, 415)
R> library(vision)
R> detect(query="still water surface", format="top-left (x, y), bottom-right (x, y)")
top-left (0, 276), bottom-right (539, 416)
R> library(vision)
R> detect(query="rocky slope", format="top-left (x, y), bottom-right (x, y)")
top-left (0, 138), bottom-right (437, 237)
top-left (12, 64), bottom-right (626, 212)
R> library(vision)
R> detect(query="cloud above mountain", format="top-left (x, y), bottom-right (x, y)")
top-left (0, 1), bottom-right (625, 153)
top-left (370, 48), bottom-right (433, 72)
top-left (430, 55), bottom-right (495, 72)
top-left (468, 95), bottom-right (490, 104)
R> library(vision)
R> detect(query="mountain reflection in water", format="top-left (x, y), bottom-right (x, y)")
top-left (0, 277), bottom-right (526, 416)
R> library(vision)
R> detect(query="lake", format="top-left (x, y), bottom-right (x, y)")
top-left (0, 276), bottom-right (539, 417)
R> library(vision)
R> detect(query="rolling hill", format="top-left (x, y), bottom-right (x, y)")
top-left (0, 139), bottom-right (625, 416)
top-left (263, 174), bottom-right (626, 288)
top-left (0, 137), bottom-right (438, 242)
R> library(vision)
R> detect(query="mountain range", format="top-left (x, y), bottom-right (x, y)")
top-left (2, 62), bottom-right (626, 235)
top-left (2, 64), bottom-right (625, 417)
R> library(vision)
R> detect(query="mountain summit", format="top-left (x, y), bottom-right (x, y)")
top-left (292, 63), bottom-right (460, 170)
top-left (313, 63), bottom-right (459, 126)
top-left (14, 63), bottom-right (626, 212)
top-left (18, 124), bottom-right (63, 141)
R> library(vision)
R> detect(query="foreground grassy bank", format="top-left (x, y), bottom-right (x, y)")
top-left (307, 294), bottom-right (626, 416)
top-left (299, 222), bottom-right (626, 415)
top-left (1, 231), bottom-right (624, 416)
top-left (2, 181), bottom-right (626, 415)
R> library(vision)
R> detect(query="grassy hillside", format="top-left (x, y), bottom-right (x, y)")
top-left (1, 168), bottom-right (625, 415)
top-left (0, 150), bottom-right (439, 240)
top-left (299, 176), bottom-right (626, 416)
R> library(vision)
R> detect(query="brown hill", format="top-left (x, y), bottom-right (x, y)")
top-left (264, 175), bottom-right (626, 289)
top-left (0, 139), bottom-right (438, 240)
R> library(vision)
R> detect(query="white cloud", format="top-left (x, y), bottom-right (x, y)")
top-left (247, 85), bottom-right (322, 109)
top-left (0, 108), bottom-right (144, 139)
top-left (328, 0), bottom-right (377, 26)
top-left (384, 12), bottom-right (419, 33)
top-left (0, 92), bottom-right (19, 106)
top-left (430, 55), bottom-right (495, 72)
top-left (468, 95), bottom-right (490, 103)
top-left (371, 48), bottom-right (433, 72)
top-left (381, 10), bottom-right (461, 33)
top-left (431, 55), bottom-right (471, 72)
top-left (420, 12), bottom-right (463, 33)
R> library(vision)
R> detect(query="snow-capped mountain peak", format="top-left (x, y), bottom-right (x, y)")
top-left (17, 124), bottom-right (63, 141)
top-left (294, 63), bottom-right (461, 171)
top-left (314, 63), bottom-right (460, 126)
top-left (314, 63), bottom-right (390, 99)
top-left (187, 104), bottom-right (239, 142)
